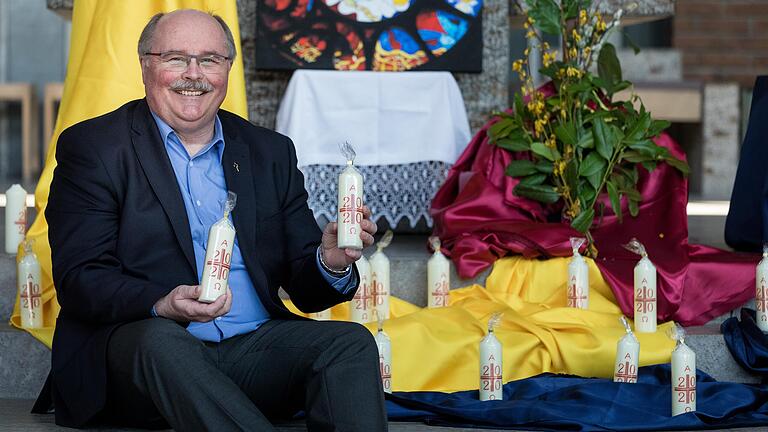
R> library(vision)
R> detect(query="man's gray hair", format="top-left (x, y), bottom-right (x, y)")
top-left (137, 11), bottom-right (237, 60)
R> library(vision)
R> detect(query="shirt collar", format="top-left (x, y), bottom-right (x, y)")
top-left (150, 111), bottom-right (225, 162)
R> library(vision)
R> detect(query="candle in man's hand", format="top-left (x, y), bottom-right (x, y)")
top-left (198, 192), bottom-right (237, 303)
top-left (337, 142), bottom-right (363, 250)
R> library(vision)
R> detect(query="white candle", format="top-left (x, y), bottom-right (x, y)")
top-left (567, 237), bottom-right (589, 309)
top-left (757, 246), bottom-right (768, 332)
top-left (670, 325), bottom-right (696, 416)
top-left (427, 236), bottom-right (450, 308)
top-left (198, 193), bottom-right (237, 303)
top-left (634, 255), bottom-right (657, 333)
top-left (375, 320), bottom-right (392, 393)
top-left (613, 317), bottom-right (639, 383)
top-left (18, 240), bottom-right (43, 329)
top-left (337, 142), bottom-right (363, 250)
top-left (479, 313), bottom-right (503, 401)
top-left (370, 230), bottom-right (393, 321)
top-left (350, 255), bottom-right (373, 324)
top-left (5, 184), bottom-right (27, 254)
top-left (310, 309), bottom-right (331, 320)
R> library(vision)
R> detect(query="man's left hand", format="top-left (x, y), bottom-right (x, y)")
top-left (321, 205), bottom-right (377, 270)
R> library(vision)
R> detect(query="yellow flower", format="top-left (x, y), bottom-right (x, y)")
top-left (526, 30), bottom-right (536, 39)
top-left (543, 42), bottom-right (550, 50)
top-left (569, 47), bottom-right (578, 59)
top-left (566, 66), bottom-right (582, 78)
top-left (596, 15), bottom-right (607, 32)
top-left (512, 60), bottom-right (523, 72)
top-left (579, 10), bottom-right (587, 26)
top-left (572, 29), bottom-right (581, 43)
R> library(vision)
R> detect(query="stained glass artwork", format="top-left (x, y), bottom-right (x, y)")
top-left (256, 0), bottom-right (483, 72)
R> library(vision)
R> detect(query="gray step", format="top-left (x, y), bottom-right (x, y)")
top-left (0, 323), bottom-right (50, 399)
top-left (1, 399), bottom-right (765, 432)
top-left (1, 252), bottom-right (16, 320)
top-left (0, 399), bottom-right (496, 432)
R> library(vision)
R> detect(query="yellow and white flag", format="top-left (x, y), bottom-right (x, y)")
top-left (11, 0), bottom-right (248, 348)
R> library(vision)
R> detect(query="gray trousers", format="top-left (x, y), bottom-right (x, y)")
top-left (103, 318), bottom-right (387, 432)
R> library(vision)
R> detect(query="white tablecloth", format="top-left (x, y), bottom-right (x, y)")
top-left (276, 70), bottom-right (471, 167)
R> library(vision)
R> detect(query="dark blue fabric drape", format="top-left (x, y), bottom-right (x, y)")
top-left (725, 76), bottom-right (768, 252)
top-left (722, 308), bottom-right (768, 382)
top-left (385, 364), bottom-right (768, 431)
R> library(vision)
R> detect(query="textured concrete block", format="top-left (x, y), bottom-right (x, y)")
top-left (685, 325), bottom-right (761, 384)
top-left (0, 324), bottom-right (50, 399)
top-left (619, 48), bottom-right (682, 83)
top-left (702, 83), bottom-right (740, 199)
top-left (1, 253), bottom-right (17, 320)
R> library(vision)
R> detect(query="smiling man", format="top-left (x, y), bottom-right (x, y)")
top-left (37, 9), bottom-right (386, 431)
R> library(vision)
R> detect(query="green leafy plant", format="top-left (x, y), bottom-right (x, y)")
top-left (490, 0), bottom-right (689, 256)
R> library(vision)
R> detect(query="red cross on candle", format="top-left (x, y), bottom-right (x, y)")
top-left (567, 284), bottom-right (587, 307)
top-left (674, 374), bottom-right (696, 403)
top-left (206, 245), bottom-right (231, 280)
top-left (354, 282), bottom-right (373, 310)
top-left (481, 363), bottom-right (502, 387)
top-left (14, 209), bottom-right (26, 234)
top-left (432, 280), bottom-right (449, 306)
top-left (758, 280), bottom-right (768, 312)
top-left (636, 284), bottom-right (656, 313)
top-left (614, 361), bottom-right (637, 382)
top-left (338, 192), bottom-right (363, 226)
top-left (372, 279), bottom-right (387, 304)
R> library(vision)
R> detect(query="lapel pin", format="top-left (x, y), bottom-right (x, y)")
top-left (233, 162), bottom-right (240, 173)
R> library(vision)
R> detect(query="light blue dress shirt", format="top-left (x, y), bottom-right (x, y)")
top-left (151, 113), bottom-right (353, 342)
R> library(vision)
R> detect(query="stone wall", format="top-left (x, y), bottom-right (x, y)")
top-left (675, 0), bottom-right (768, 88)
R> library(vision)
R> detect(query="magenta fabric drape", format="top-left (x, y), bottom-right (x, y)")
top-left (431, 116), bottom-right (757, 326)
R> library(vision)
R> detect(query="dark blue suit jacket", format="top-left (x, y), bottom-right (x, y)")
top-left (726, 76), bottom-right (768, 252)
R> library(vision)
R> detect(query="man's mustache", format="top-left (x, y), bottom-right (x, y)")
top-left (170, 79), bottom-right (213, 92)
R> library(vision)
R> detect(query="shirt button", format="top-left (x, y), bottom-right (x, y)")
top-left (196, 200), bottom-right (202, 206)
top-left (215, 317), bottom-right (222, 321)
top-left (189, 161), bottom-right (194, 167)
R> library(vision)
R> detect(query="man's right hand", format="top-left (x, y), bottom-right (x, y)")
top-left (153, 285), bottom-right (232, 322)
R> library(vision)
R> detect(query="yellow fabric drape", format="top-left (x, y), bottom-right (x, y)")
top-left (286, 256), bottom-right (675, 392)
top-left (10, 0), bottom-right (248, 348)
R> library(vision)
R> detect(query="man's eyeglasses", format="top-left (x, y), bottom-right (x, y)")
top-left (143, 52), bottom-right (230, 73)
